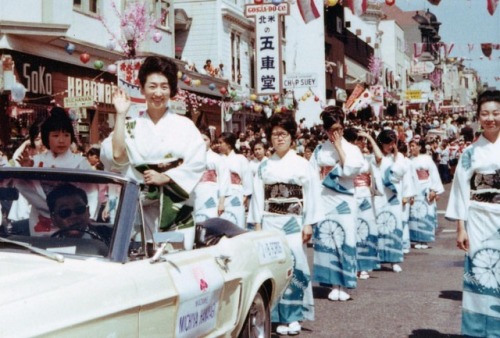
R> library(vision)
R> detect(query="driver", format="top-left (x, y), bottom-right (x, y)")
top-left (47, 183), bottom-right (112, 245)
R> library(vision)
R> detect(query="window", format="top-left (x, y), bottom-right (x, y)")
top-left (155, 0), bottom-right (171, 30)
top-left (231, 32), bottom-right (241, 84)
top-left (73, 0), bottom-right (100, 15)
top-left (337, 61), bottom-right (344, 79)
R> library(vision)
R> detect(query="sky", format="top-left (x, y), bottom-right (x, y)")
top-left (396, 0), bottom-right (500, 88)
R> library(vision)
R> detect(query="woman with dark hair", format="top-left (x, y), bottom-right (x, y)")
top-left (101, 56), bottom-right (206, 249)
top-left (446, 90), bottom-right (500, 337)
top-left (372, 129), bottom-right (409, 273)
top-left (217, 132), bottom-right (252, 228)
top-left (12, 119), bottom-right (46, 166)
top-left (408, 138), bottom-right (443, 250)
top-left (309, 106), bottom-right (364, 301)
top-left (192, 131), bottom-right (230, 222)
top-left (248, 113), bottom-right (322, 335)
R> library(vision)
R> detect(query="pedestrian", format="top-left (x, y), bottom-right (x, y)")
top-left (372, 129), bottom-right (408, 273)
top-left (101, 56), bottom-right (206, 250)
top-left (408, 139), bottom-right (444, 249)
top-left (309, 106), bottom-right (365, 301)
top-left (248, 113), bottom-right (323, 335)
top-left (217, 132), bottom-right (252, 228)
top-left (445, 89), bottom-right (500, 337)
top-left (436, 139), bottom-right (452, 184)
top-left (192, 131), bottom-right (230, 222)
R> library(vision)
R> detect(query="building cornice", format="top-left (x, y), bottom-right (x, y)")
top-left (0, 21), bottom-right (69, 37)
top-left (221, 6), bottom-right (254, 32)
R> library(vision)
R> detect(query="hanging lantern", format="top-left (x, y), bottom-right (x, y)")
top-left (65, 43), bottom-right (76, 55)
top-left (220, 87), bottom-right (228, 95)
top-left (254, 0), bottom-right (263, 3)
top-left (325, 0), bottom-right (338, 7)
top-left (177, 71), bottom-right (183, 79)
top-left (208, 83), bottom-right (216, 90)
top-left (253, 104), bottom-right (263, 113)
top-left (11, 82), bottom-right (27, 103)
top-left (106, 40), bottom-right (116, 51)
top-left (271, 0), bottom-right (282, 4)
top-left (250, 94), bottom-right (257, 101)
top-left (80, 52), bottom-right (90, 64)
top-left (385, 0), bottom-right (396, 6)
top-left (107, 64), bottom-right (117, 74)
top-left (93, 60), bottom-right (104, 70)
top-left (152, 31), bottom-right (162, 43)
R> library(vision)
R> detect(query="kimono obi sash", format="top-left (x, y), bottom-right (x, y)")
top-left (416, 169), bottom-right (430, 180)
top-left (264, 183), bottom-right (303, 215)
top-left (471, 171), bottom-right (500, 204)
top-left (320, 166), bottom-right (334, 180)
top-left (230, 172), bottom-right (242, 185)
top-left (200, 169), bottom-right (217, 183)
top-left (354, 173), bottom-right (371, 187)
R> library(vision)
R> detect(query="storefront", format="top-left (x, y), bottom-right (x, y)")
top-left (1, 50), bottom-right (117, 146)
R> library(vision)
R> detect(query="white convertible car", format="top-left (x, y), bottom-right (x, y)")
top-left (0, 168), bottom-right (293, 337)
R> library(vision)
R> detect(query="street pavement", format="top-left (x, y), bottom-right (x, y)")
top-left (273, 183), bottom-right (465, 338)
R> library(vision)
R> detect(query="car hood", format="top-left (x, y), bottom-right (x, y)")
top-left (0, 252), bottom-right (139, 337)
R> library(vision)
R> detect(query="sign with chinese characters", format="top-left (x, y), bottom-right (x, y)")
top-left (245, 2), bottom-right (289, 95)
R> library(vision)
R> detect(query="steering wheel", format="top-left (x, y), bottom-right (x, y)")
top-left (51, 227), bottom-right (107, 244)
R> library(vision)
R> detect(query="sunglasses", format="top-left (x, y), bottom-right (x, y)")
top-left (54, 205), bottom-right (87, 219)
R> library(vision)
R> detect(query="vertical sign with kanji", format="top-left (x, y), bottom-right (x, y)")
top-left (245, 2), bottom-right (289, 96)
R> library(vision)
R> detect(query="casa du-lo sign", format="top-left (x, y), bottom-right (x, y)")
top-left (244, 2), bottom-right (289, 96)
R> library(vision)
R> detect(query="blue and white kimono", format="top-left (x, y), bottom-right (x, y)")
top-left (446, 135), bottom-right (500, 337)
top-left (409, 154), bottom-right (444, 243)
top-left (310, 139), bottom-right (364, 289)
top-left (372, 152), bottom-right (408, 264)
top-left (248, 150), bottom-right (323, 324)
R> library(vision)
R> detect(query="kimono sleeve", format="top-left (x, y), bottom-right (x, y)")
top-left (445, 148), bottom-right (472, 221)
top-left (429, 157), bottom-right (445, 194)
top-left (216, 155), bottom-right (231, 197)
top-left (240, 156), bottom-right (253, 196)
top-left (337, 141), bottom-right (364, 178)
top-left (303, 161), bottom-right (324, 226)
top-left (165, 123), bottom-right (207, 194)
top-left (247, 165), bottom-right (265, 224)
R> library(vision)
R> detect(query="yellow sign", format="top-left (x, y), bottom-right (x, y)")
top-left (405, 90), bottom-right (422, 100)
top-left (64, 95), bottom-right (94, 108)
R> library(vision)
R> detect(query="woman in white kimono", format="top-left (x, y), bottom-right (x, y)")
top-left (310, 107), bottom-right (364, 301)
top-left (217, 132), bottom-right (252, 228)
top-left (408, 139), bottom-right (444, 249)
top-left (445, 90), bottom-right (500, 337)
top-left (398, 142), bottom-right (417, 254)
top-left (101, 56), bottom-right (206, 250)
top-left (372, 130), bottom-right (408, 273)
top-left (248, 113), bottom-right (323, 335)
top-left (351, 129), bottom-right (383, 279)
top-left (192, 131), bottom-right (230, 222)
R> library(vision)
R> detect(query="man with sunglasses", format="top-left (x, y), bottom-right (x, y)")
top-left (47, 183), bottom-right (112, 245)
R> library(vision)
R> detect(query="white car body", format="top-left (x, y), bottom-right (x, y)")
top-left (0, 168), bottom-right (293, 337)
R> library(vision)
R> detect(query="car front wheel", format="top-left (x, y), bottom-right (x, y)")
top-left (239, 287), bottom-right (270, 338)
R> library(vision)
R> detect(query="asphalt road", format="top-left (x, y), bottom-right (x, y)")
top-left (273, 182), bottom-right (464, 338)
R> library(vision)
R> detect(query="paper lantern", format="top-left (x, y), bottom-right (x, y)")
top-left (254, 0), bottom-right (263, 3)
top-left (314, 96), bottom-right (320, 102)
top-left (208, 83), bottom-right (216, 90)
top-left (272, 0), bottom-right (282, 5)
top-left (192, 79), bottom-right (201, 86)
top-left (152, 31), bottom-right (162, 43)
top-left (275, 106), bottom-right (282, 113)
top-left (273, 94), bottom-right (280, 102)
top-left (181, 74), bottom-right (187, 81)
top-left (325, 0), bottom-right (338, 7)
top-left (106, 40), bottom-right (116, 51)
top-left (385, 0), bottom-right (396, 6)
top-left (253, 104), bottom-right (262, 113)
top-left (65, 43), bottom-right (76, 55)
top-left (107, 64), bottom-right (117, 74)
top-left (11, 82), bottom-right (26, 103)
top-left (80, 52), bottom-right (90, 64)
top-left (250, 94), bottom-right (257, 101)
top-left (183, 77), bottom-right (191, 84)
top-left (93, 60), bottom-right (104, 70)
top-left (177, 71), bottom-right (183, 79)
top-left (220, 87), bottom-right (227, 95)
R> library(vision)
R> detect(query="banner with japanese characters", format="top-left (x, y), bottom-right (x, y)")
top-left (245, 2), bottom-right (289, 95)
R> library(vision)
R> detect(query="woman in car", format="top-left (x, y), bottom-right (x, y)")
top-left (446, 90), bottom-right (500, 337)
top-left (248, 113), bottom-right (323, 335)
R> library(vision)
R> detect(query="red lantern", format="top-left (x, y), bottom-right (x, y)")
top-left (220, 87), bottom-right (227, 95)
top-left (273, 94), bottom-right (280, 102)
top-left (254, 0), bottom-right (263, 3)
top-left (385, 0), bottom-right (396, 5)
top-left (80, 52), bottom-right (90, 64)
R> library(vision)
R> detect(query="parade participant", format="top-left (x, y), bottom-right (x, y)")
top-left (310, 106), bottom-right (364, 301)
top-left (192, 131), bottom-right (230, 222)
top-left (372, 129), bottom-right (409, 273)
top-left (217, 132), bottom-right (252, 228)
top-left (12, 120), bottom-right (46, 167)
top-left (398, 141), bottom-right (417, 254)
top-left (408, 139), bottom-right (444, 249)
top-left (249, 141), bottom-right (268, 177)
top-left (351, 129), bottom-right (383, 279)
top-left (248, 113), bottom-right (323, 335)
top-left (101, 56), bottom-right (206, 250)
top-left (445, 90), bottom-right (500, 337)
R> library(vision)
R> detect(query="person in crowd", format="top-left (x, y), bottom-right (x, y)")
top-left (12, 119), bottom-right (46, 167)
top-left (101, 56), bottom-right (206, 250)
top-left (249, 141), bottom-right (268, 177)
top-left (349, 128), bottom-right (383, 279)
top-left (372, 129), bottom-right (408, 273)
top-left (192, 131), bottom-right (230, 222)
top-left (217, 132), bottom-right (252, 228)
top-left (446, 90), bottom-right (500, 337)
top-left (436, 139), bottom-right (452, 184)
top-left (303, 144), bottom-right (315, 161)
top-left (408, 138), bottom-right (444, 250)
top-left (309, 106), bottom-right (365, 301)
top-left (235, 132), bottom-right (250, 152)
top-left (397, 141), bottom-right (417, 254)
top-left (47, 183), bottom-right (112, 246)
top-left (460, 120), bottom-right (474, 143)
top-left (248, 113), bottom-right (323, 336)
top-left (86, 147), bottom-right (103, 170)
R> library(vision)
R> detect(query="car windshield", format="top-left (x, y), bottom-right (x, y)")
top-left (0, 168), bottom-right (125, 259)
